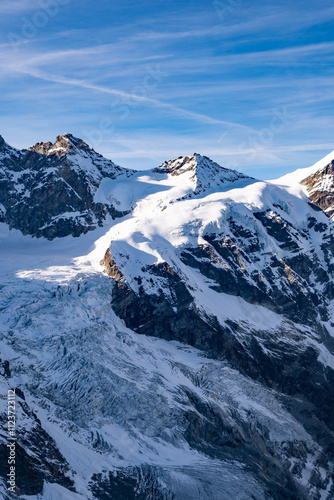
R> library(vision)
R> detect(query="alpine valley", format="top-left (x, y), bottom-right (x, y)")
top-left (0, 133), bottom-right (334, 500)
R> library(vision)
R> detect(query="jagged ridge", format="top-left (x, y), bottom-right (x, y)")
top-left (154, 152), bottom-right (250, 194)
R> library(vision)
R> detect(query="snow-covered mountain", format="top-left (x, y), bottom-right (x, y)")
top-left (0, 135), bottom-right (334, 500)
top-left (0, 133), bottom-right (133, 239)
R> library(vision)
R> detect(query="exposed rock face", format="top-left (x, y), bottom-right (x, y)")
top-left (0, 134), bottom-right (133, 239)
top-left (301, 159), bottom-right (334, 216)
top-left (29, 134), bottom-right (88, 158)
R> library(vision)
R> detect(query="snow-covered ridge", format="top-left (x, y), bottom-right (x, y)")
top-left (1, 131), bottom-right (334, 240)
top-left (0, 134), bottom-right (257, 240)
top-left (272, 147), bottom-right (334, 187)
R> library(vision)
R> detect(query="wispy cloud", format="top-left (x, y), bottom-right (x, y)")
top-left (1, 0), bottom-right (333, 178)
top-left (116, 5), bottom-right (334, 46)
top-left (15, 67), bottom-right (255, 132)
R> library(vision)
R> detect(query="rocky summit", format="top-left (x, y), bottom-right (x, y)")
top-left (0, 135), bottom-right (334, 500)
top-left (0, 133), bottom-right (133, 239)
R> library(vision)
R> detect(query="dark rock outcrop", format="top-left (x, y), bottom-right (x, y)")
top-left (301, 160), bottom-right (334, 217)
top-left (0, 371), bottom-right (75, 497)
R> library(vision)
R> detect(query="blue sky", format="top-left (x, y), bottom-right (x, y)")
top-left (0, 0), bottom-right (334, 178)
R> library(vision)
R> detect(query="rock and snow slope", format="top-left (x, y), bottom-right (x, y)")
top-left (0, 135), bottom-right (334, 499)
top-left (0, 134), bottom-right (133, 239)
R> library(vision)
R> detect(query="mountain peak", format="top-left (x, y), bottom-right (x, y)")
top-left (155, 153), bottom-right (209, 175)
top-left (0, 135), bottom-right (14, 152)
top-left (153, 152), bottom-right (250, 194)
top-left (0, 135), bottom-right (20, 159)
top-left (0, 132), bottom-right (131, 238)
top-left (155, 152), bottom-right (246, 176)
top-left (29, 133), bottom-right (94, 158)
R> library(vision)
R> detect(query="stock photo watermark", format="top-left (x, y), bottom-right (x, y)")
top-left (221, 106), bottom-right (292, 169)
top-left (238, 106), bottom-right (291, 160)
top-left (213, 0), bottom-right (242, 22)
top-left (7, 389), bottom-right (16, 495)
top-left (8, 0), bottom-right (70, 53)
top-left (82, 64), bottom-right (168, 149)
